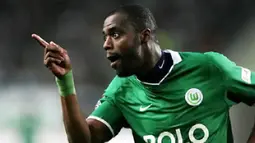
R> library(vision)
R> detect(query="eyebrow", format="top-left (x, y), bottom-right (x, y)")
top-left (102, 26), bottom-right (122, 35)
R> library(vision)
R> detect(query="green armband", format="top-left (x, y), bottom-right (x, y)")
top-left (55, 70), bottom-right (76, 97)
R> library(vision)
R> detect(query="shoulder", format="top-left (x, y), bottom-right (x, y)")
top-left (204, 52), bottom-right (236, 72)
top-left (94, 76), bottom-right (131, 109)
top-left (177, 51), bottom-right (234, 67)
top-left (169, 51), bottom-right (236, 77)
top-left (174, 50), bottom-right (210, 68)
top-left (104, 76), bottom-right (134, 98)
top-left (204, 52), bottom-right (234, 65)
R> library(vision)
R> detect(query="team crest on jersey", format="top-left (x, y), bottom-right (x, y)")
top-left (185, 88), bottom-right (203, 106)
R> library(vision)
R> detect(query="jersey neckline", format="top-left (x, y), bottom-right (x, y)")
top-left (136, 50), bottom-right (182, 85)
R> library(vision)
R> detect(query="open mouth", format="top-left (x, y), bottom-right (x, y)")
top-left (107, 54), bottom-right (121, 63)
top-left (107, 54), bottom-right (121, 68)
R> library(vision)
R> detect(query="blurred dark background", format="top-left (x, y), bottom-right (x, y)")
top-left (0, 0), bottom-right (254, 143)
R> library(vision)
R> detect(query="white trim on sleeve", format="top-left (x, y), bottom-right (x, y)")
top-left (87, 116), bottom-right (115, 136)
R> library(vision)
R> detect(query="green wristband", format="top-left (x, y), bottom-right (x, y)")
top-left (55, 70), bottom-right (76, 97)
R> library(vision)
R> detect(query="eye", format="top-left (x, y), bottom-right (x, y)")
top-left (112, 33), bottom-right (120, 39)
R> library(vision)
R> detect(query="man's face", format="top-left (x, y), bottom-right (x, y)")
top-left (102, 13), bottom-right (143, 77)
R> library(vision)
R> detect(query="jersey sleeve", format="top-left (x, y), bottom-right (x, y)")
top-left (206, 52), bottom-right (255, 106)
top-left (87, 76), bottom-right (126, 137)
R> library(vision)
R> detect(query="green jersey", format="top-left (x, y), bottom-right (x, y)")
top-left (88, 50), bottom-right (255, 143)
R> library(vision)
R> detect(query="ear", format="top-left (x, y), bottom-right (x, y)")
top-left (140, 28), bottom-right (151, 44)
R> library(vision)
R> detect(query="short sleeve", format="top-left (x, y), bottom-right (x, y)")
top-left (88, 76), bottom-right (127, 137)
top-left (206, 52), bottom-right (255, 106)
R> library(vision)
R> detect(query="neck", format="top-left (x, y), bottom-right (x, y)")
top-left (136, 41), bottom-right (162, 77)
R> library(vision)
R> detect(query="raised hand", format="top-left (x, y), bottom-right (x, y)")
top-left (32, 34), bottom-right (72, 77)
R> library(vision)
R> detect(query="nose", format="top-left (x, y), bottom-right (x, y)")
top-left (103, 36), bottom-right (113, 51)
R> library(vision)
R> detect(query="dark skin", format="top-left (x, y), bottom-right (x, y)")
top-left (103, 13), bottom-right (161, 77)
top-left (32, 12), bottom-right (161, 143)
top-left (248, 127), bottom-right (255, 143)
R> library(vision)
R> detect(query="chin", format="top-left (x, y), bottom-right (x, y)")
top-left (116, 70), bottom-right (133, 77)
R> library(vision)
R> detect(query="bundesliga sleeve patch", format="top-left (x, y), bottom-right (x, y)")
top-left (241, 67), bottom-right (251, 84)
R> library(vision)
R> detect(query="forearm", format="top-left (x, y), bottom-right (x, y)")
top-left (56, 71), bottom-right (91, 143)
top-left (61, 95), bottom-right (91, 143)
top-left (31, 36), bottom-right (104, 143)
top-left (57, 73), bottom-right (114, 143)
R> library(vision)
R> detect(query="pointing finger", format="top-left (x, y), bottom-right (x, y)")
top-left (31, 33), bottom-right (49, 48)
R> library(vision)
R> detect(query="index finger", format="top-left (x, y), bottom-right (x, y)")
top-left (31, 34), bottom-right (49, 48)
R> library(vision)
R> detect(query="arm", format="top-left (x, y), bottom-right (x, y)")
top-left (61, 95), bottom-right (112, 143)
top-left (61, 95), bottom-right (90, 143)
top-left (206, 52), bottom-right (255, 142)
top-left (206, 52), bottom-right (255, 106)
top-left (32, 34), bottom-right (116, 143)
top-left (58, 71), bottom-right (125, 143)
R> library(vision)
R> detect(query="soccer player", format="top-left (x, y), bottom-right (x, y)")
top-left (32, 4), bottom-right (255, 143)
